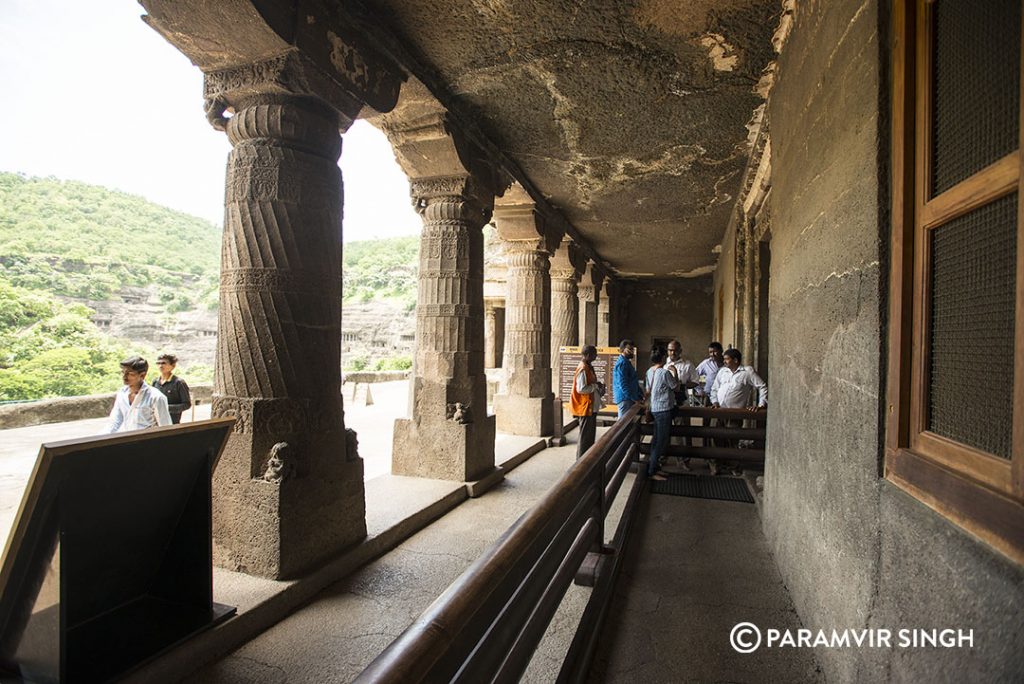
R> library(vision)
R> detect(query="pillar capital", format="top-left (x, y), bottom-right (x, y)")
top-left (142, 0), bottom-right (404, 128)
top-left (492, 183), bottom-right (563, 255)
top-left (550, 238), bottom-right (587, 282)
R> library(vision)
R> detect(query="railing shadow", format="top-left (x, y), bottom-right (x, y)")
top-left (354, 404), bottom-right (646, 683)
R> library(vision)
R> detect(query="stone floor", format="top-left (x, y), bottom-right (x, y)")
top-left (184, 434), bottom-right (621, 684)
top-left (589, 486), bottom-right (824, 683)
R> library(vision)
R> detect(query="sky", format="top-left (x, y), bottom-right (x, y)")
top-left (0, 0), bottom-right (422, 241)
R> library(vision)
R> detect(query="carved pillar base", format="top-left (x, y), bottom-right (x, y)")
top-left (392, 414), bottom-right (495, 481)
top-left (494, 394), bottom-right (554, 437)
top-left (211, 407), bottom-right (364, 578)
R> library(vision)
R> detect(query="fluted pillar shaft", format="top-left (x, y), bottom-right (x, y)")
top-left (494, 245), bottom-right (554, 436)
top-left (578, 285), bottom-right (599, 346)
top-left (484, 305), bottom-right (498, 369)
top-left (392, 185), bottom-right (495, 480)
top-left (598, 291), bottom-right (611, 347)
top-left (550, 271), bottom-right (580, 393)
top-left (211, 95), bottom-right (364, 579)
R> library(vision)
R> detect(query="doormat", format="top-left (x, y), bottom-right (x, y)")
top-left (650, 474), bottom-right (754, 503)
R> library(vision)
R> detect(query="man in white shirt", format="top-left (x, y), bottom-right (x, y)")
top-left (708, 348), bottom-right (766, 476)
top-left (711, 348), bottom-right (768, 409)
top-left (104, 356), bottom-right (172, 434)
top-left (696, 342), bottom-right (724, 404)
top-left (665, 339), bottom-right (700, 394)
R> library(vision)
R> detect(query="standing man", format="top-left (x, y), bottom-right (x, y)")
top-left (666, 339), bottom-right (700, 401)
top-left (570, 345), bottom-right (604, 459)
top-left (152, 353), bottom-right (192, 424)
top-left (710, 348), bottom-right (768, 410)
top-left (613, 339), bottom-right (643, 419)
top-left (104, 356), bottom-right (172, 433)
top-left (709, 348), bottom-right (766, 475)
top-left (696, 342), bottom-right (725, 404)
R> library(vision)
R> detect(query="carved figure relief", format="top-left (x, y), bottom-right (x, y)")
top-left (262, 442), bottom-right (294, 483)
top-left (447, 402), bottom-right (472, 424)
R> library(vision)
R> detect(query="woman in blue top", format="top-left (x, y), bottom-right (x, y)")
top-left (645, 345), bottom-right (679, 481)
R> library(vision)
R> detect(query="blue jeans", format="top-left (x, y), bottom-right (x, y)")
top-left (617, 399), bottom-right (635, 419)
top-left (650, 409), bottom-right (673, 476)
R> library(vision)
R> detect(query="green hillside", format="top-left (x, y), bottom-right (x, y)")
top-left (0, 172), bottom-right (221, 309)
top-left (0, 172), bottom-right (222, 400)
top-left (0, 172), bottom-right (423, 400)
top-left (343, 234), bottom-right (419, 309)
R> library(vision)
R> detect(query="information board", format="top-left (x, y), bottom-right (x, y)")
top-left (557, 346), bottom-right (622, 402)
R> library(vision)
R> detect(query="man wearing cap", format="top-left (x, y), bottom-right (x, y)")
top-left (104, 356), bottom-right (172, 433)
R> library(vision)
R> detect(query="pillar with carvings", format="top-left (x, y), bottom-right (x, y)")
top-left (492, 187), bottom-right (561, 437)
top-left (577, 264), bottom-right (604, 346)
top-left (210, 88), bottom-right (365, 579)
top-left (484, 304), bottom-right (499, 369)
top-left (598, 279), bottom-right (613, 347)
top-left (141, 2), bottom-right (404, 580)
top-left (549, 240), bottom-right (586, 394)
top-left (391, 176), bottom-right (497, 480)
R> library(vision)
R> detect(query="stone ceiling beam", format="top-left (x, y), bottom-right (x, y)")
top-left (140, 0), bottom-right (405, 124)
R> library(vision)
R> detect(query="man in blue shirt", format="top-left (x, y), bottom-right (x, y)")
top-left (613, 339), bottom-right (644, 419)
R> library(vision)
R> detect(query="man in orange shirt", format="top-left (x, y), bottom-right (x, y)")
top-left (570, 345), bottom-right (604, 459)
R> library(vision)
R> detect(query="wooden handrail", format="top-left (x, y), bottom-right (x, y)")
top-left (355, 404), bottom-right (645, 683)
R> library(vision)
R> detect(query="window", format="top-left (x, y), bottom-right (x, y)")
top-left (887, 0), bottom-right (1023, 563)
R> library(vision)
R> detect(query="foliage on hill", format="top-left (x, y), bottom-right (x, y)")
top-left (342, 235), bottom-right (419, 309)
top-left (0, 172), bottom-right (221, 400)
top-left (0, 282), bottom-right (144, 400)
top-left (0, 172), bottom-right (221, 309)
top-left (0, 171), bottom-right (422, 399)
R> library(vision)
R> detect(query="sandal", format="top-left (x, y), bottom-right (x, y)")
top-left (651, 473), bottom-right (668, 481)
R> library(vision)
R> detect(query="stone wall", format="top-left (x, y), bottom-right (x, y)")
top-left (763, 1), bottom-right (1023, 680)
top-left (619, 278), bottom-right (713, 377)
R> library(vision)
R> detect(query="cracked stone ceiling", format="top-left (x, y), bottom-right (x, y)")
top-left (360, 0), bottom-right (780, 279)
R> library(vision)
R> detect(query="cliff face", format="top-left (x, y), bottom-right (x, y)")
top-left (341, 300), bottom-right (416, 365)
top-left (83, 284), bottom-right (218, 367)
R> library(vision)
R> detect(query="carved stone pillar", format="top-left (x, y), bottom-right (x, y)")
top-left (484, 304), bottom-right (499, 369)
top-left (392, 178), bottom-right (496, 480)
top-left (210, 94), bottom-right (363, 579)
top-left (598, 280), bottom-right (613, 347)
top-left (742, 217), bottom-right (756, 358)
top-left (549, 240), bottom-right (586, 394)
top-left (577, 265), bottom-right (603, 346)
top-left (493, 243), bottom-right (554, 436)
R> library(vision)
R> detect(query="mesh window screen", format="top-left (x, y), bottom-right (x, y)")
top-left (928, 193), bottom-right (1017, 459)
top-left (931, 0), bottom-right (1020, 197)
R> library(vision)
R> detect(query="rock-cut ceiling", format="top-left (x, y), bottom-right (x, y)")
top-left (359, 0), bottom-right (781, 279)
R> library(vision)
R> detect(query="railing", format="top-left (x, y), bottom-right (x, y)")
top-left (354, 404), bottom-right (646, 684)
top-left (638, 406), bottom-right (768, 464)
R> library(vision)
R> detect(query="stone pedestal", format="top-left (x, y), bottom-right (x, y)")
top-left (211, 96), bottom-right (364, 579)
top-left (494, 245), bottom-right (554, 436)
top-left (392, 183), bottom-right (495, 481)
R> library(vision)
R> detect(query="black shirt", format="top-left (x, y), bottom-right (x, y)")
top-left (152, 375), bottom-right (192, 424)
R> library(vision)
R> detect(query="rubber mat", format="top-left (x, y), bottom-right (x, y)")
top-left (650, 474), bottom-right (754, 503)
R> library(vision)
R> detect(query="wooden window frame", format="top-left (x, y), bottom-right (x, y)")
top-left (886, 0), bottom-right (1024, 564)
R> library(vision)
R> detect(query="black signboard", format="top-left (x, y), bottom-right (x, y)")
top-left (557, 346), bottom-right (622, 402)
top-left (0, 419), bottom-right (236, 683)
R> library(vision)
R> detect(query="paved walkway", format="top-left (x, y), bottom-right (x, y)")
top-left (184, 432), bottom-right (621, 683)
top-left (589, 487), bottom-right (824, 683)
